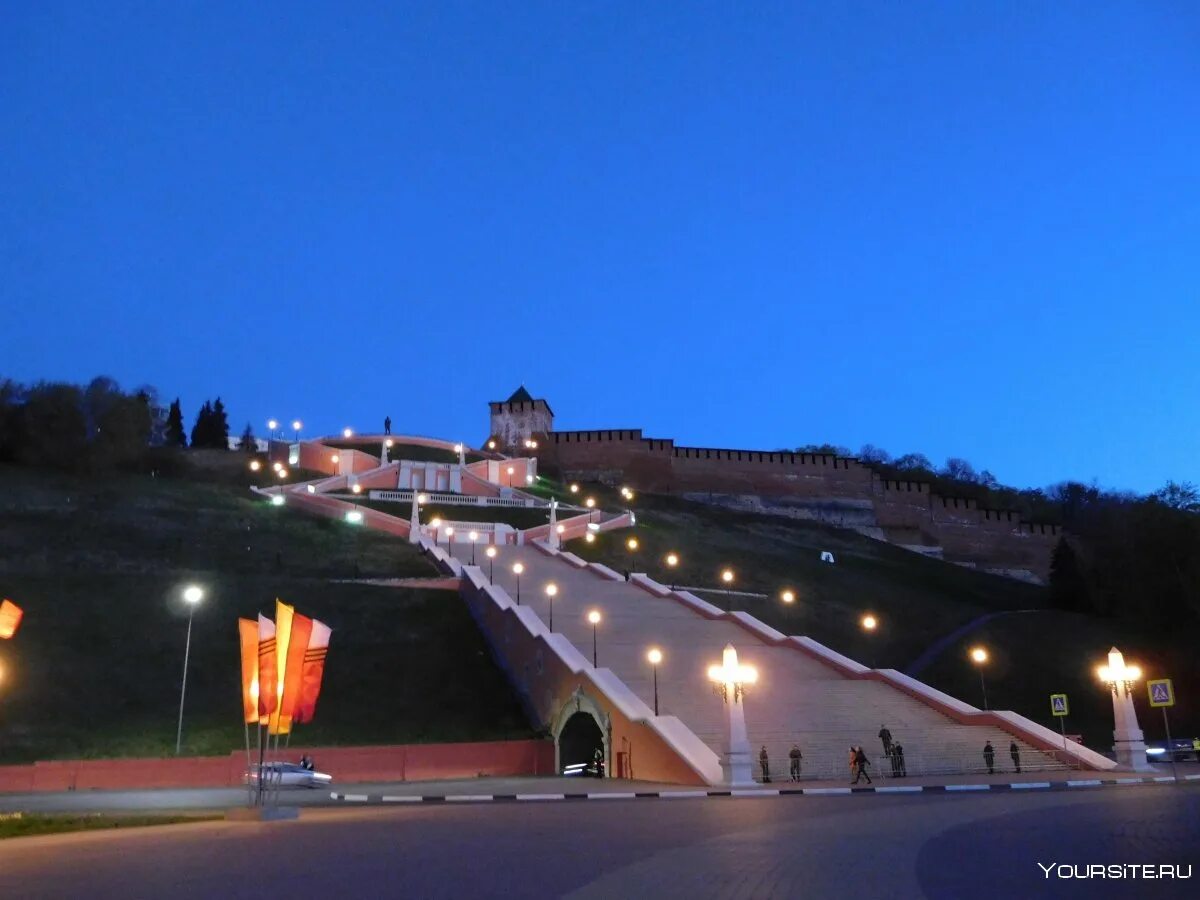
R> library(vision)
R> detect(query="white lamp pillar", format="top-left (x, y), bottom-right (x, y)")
top-left (708, 643), bottom-right (756, 787)
top-left (547, 499), bottom-right (560, 549)
top-left (409, 492), bottom-right (421, 544)
top-left (1100, 647), bottom-right (1153, 771)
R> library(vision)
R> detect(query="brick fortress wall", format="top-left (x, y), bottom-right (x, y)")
top-left (534, 428), bottom-right (1059, 582)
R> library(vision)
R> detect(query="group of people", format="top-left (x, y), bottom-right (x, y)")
top-left (983, 740), bottom-right (1021, 774)
top-left (757, 744), bottom-right (805, 783)
top-left (877, 725), bottom-right (907, 778)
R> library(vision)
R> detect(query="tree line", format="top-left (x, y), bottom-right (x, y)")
top-left (0, 377), bottom-right (255, 471)
top-left (793, 441), bottom-right (1199, 626)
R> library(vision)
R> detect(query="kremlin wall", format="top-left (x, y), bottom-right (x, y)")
top-left (489, 388), bottom-right (1059, 583)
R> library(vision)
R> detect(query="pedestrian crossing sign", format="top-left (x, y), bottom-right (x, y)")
top-left (1050, 693), bottom-right (1069, 717)
top-left (1147, 679), bottom-right (1175, 708)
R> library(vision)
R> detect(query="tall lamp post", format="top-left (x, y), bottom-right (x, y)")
top-left (444, 526), bottom-right (454, 555)
top-left (970, 646), bottom-right (990, 710)
top-left (512, 562), bottom-right (524, 604)
top-left (545, 583), bottom-right (558, 630)
top-left (175, 585), bottom-right (204, 755)
top-left (485, 546), bottom-right (497, 581)
top-left (707, 643), bottom-right (758, 786)
top-left (1097, 647), bottom-right (1153, 771)
top-left (647, 647), bottom-right (663, 715)
top-left (626, 537), bottom-right (639, 573)
top-left (587, 609), bottom-right (602, 666)
top-left (469, 531), bottom-right (478, 565)
top-left (267, 419), bottom-right (278, 443)
top-left (664, 552), bottom-right (679, 589)
top-left (292, 419), bottom-right (302, 442)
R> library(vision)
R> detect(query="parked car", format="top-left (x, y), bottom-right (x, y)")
top-left (245, 762), bottom-right (333, 789)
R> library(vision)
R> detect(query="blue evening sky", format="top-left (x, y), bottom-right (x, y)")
top-left (2, 3), bottom-right (1197, 493)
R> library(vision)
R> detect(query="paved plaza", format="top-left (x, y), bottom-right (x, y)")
top-left (0, 785), bottom-right (1195, 899)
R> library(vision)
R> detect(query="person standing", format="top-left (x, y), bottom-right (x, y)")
top-left (893, 742), bottom-right (906, 777)
top-left (878, 724), bottom-right (893, 757)
top-left (759, 745), bottom-right (771, 783)
top-left (789, 744), bottom-right (802, 782)
top-left (1010, 742), bottom-right (1021, 773)
top-left (983, 741), bottom-right (995, 775)
top-left (593, 747), bottom-right (605, 779)
top-left (383, 416), bottom-right (392, 435)
top-left (852, 747), bottom-right (872, 785)
top-left (889, 741), bottom-right (901, 777)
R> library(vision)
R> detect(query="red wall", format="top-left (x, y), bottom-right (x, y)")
top-left (0, 739), bottom-right (553, 793)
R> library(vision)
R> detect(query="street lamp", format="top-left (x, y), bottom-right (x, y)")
top-left (292, 420), bottom-right (302, 441)
top-left (545, 583), bottom-right (558, 630)
top-left (249, 460), bottom-right (261, 472)
top-left (485, 545), bottom-right (497, 580)
top-left (570, 483), bottom-right (580, 494)
top-left (721, 568), bottom-right (734, 586)
top-left (587, 609), bottom-right (602, 666)
top-left (267, 419), bottom-right (278, 442)
top-left (969, 646), bottom-right (990, 710)
top-left (506, 466), bottom-right (514, 486)
top-left (1096, 647), bottom-right (1150, 770)
top-left (781, 589), bottom-right (796, 604)
top-left (331, 454), bottom-right (340, 465)
top-left (513, 562), bottom-right (524, 604)
top-left (585, 497), bottom-right (596, 509)
top-left (627, 536), bottom-right (639, 572)
top-left (861, 614), bottom-right (878, 632)
top-left (276, 468), bottom-right (289, 479)
top-left (468, 531), bottom-right (478, 564)
top-left (664, 552), bottom-right (679, 589)
top-left (585, 532), bottom-right (596, 544)
top-left (445, 526), bottom-right (454, 553)
top-left (343, 427), bottom-right (353, 438)
top-left (175, 585), bottom-right (204, 754)
top-left (647, 647), bottom-right (663, 715)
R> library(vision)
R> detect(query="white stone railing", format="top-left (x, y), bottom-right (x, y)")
top-left (370, 490), bottom-right (539, 508)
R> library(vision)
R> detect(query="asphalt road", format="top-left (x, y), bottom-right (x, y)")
top-left (0, 785), bottom-right (1196, 899)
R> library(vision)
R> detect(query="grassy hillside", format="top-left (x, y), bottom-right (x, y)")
top-left (0, 460), bottom-right (533, 763)
top-left (563, 482), bottom-right (1198, 748)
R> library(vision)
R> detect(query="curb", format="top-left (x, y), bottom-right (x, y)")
top-left (330, 773), bottom-right (1200, 805)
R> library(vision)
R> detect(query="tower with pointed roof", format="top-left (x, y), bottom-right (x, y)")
top-left (488, 386), bottom-right (554, 451)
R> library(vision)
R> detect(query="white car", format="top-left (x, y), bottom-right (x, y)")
top-left (246, 762), bottom-right (333, 789)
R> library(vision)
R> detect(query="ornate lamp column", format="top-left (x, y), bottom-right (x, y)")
top-left (1097, 646), bottom-right (1153, 771)
top-left (547, 500), bottom-right (560, 549)
top-left (707, 643), bottom-right (758, 787)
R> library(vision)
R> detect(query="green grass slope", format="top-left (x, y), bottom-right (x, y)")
top-left (563, 482), bottom-right (1198, 749)
top-left (0, 461), bottom-right (533, 763)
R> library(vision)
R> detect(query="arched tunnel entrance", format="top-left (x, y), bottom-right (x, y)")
top-left (558, 711), bottom-right (604, 775)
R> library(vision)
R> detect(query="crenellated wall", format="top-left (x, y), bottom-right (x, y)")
top-left (536, 428), bottom-right (1059, 582)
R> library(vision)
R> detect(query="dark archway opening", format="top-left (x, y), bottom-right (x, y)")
top-left (558, 712), bottom-right (604, 775)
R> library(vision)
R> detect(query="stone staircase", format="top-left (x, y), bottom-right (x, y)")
top-left (451, 543), bottom-right (1074, 782)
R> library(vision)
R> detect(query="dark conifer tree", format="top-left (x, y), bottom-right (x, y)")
top-left (166, 398), bottom-right (187, 447)
top-left (212, 397), bottom-right (230, 450)
top-left (240, 422), bottom-right (256, 454)
top-left (190, 401), bottom-right (213, 448)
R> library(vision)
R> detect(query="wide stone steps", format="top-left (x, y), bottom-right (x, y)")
top-left (455, 545), bottom-right (1068, 781)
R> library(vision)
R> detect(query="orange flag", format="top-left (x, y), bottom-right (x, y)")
top-left (293, 619), bottom-right (332, 725)
top-left (0, 599), bottom-right (22, 639)
top-left (277, 611), bottom-right (313, 735)
top-left (238, 618), bottom-right (259, 725)
top-left (269, 600), bottom-right (295, 735)
top-left (257, 614), bottom-right (277, 724)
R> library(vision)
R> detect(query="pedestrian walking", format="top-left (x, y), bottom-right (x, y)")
top-left (789, 744), bottom-right (802, 782)
top-left (1010, 741), bottom-right (1021, 773)
top-left (384, 416), bottom-right (392, 435)
top-left (893, 742), bottom-right (906, 777)
top-left (983, 741), bottom-right (995, 775)
top-left (593, 747), bottom-right (605, 779)
top-left (759, 745), bottom-right (771, 783)
top-left (852, 747), bottom-right (872, 785)
top-left (878, 724), bottom-right (893, 756)
top-left (848, 745), bottom-right (857, 780)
